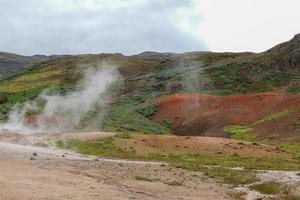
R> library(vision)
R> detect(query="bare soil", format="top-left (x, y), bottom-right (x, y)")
top-left (0, 132), bottom-right (230, 200)
top-left (153, 92), bottom-right (300, 141)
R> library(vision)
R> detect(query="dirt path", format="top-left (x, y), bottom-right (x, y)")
top-left (0, 132), bottom-right (230, 200)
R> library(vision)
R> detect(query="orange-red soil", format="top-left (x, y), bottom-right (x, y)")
top-left (153, 93), bottom-right (300, 141)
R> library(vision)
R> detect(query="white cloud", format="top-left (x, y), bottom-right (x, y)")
top-left (198, 0), bottom-right (300, 52)
top-left (0, 0), bottom-right (298, 55)
top-left (0, 0), bottom-right (205, 55)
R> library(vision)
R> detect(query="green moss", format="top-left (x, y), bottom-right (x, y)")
top-left (250, 182), bottom-right (282, 195)
top-left (278, 143), bottom-right (300, 153)
top-left (115, 132), bottom-right (132, 139)
top-left (7, 87), bottom-right (45, 103)
top-left (136, 103), bottom-right (158, 118)
top-left (203, 167), bottom-right (257, 186)
top-left (224, 125), bottom-right (252, 134)
top-left (254, 108), bottom-right (294, 125)
top-left (223, 109), bottom-right (294, 142)
top-left (66, 138), bottom-right (116, 156)
top-left (286, 196), bottom-right (300, 200)
top-left (55, 140), bottom-right (65, 148)
top-left (277, 143), bottom-right (300, 161)
top-left (224, 125), bottom-right (255, 141)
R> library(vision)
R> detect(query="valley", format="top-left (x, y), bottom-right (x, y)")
top-left (0, 34), bottom-right (299, 199)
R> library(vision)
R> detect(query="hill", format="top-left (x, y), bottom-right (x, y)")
top-left (0, 52), bottom-right (54, 79)
top-left (0, 34), bottom-right (299, 141)
top-left (153, 93), bottom-right (300, 142)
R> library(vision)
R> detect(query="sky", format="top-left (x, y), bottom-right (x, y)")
top-left (0, 0), bottom-right (299, 55)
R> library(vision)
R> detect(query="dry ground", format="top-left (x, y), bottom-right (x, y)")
top-left (0, 132), bottom-right (230, 200)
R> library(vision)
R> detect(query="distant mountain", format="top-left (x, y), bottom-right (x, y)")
top-left (134, 51), bottom-right (180, 59)
top-left (0, 52), bottom-right (48, 79)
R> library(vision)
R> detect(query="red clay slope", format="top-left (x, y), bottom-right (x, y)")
top-left (153, 93), bottom-right (300, 141)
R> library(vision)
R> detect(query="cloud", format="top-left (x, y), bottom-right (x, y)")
top-left (0, 0), bottom-right (206, 55)
top-left (198, 0), bottom-right (300, 52)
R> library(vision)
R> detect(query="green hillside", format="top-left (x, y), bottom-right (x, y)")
top-left (0, 51), bottom-right (51, 79)
top-left (0, 34), bottom-right (298, 134)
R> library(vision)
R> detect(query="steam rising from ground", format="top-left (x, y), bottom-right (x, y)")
top-left (0, 64), bottom-right (121, 133)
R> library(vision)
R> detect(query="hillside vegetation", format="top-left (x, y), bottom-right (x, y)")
top-left (0, 34), bottom-right (299, 140)
top-left (0, 52), bottom-right (55, 79)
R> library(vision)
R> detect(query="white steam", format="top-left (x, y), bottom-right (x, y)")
top-left (0, 64), bottom-right (120, 132)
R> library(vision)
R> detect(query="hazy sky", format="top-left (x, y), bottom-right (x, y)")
top-left (0, 0), bottom-right (299, 55)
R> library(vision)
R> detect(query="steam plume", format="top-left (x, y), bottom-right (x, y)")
top-left (0, 63), bottom-right (121, 132)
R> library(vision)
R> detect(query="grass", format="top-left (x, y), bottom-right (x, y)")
top-left (278, 143), bottom-right (300, 154)
top-left (202, 167), bottom-right (257, 186)
top-left (65, 137), bottom-right (131, 157)
top-left (61, 136), bottom-right (300, 171)
top-left (0, 46), bottom-right (298, 134)
top-left (253, 108), bottom-right (294, 125)
top-left (0, 78), bottom-right (62, 93)
top-left (102, 93), bottom-right (171, 134)
top-left (224, 125), bottom-right (255, 141)
top-left (55, 140), bottom-right (65, 148)
top-left (56, 135), bottom-right (300, 199)
top-left (136, 103), bottom-right (158, 118)
top-left (224, 108), bottom-right (294, 142)
top-left (115, 132), bottom-right (132, 139)
top-left (286, 196), bottom-right (300, 200)
top-left (250, 182), bottom-right (282, 195)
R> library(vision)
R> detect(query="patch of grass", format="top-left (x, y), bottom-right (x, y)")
top-left (254, 108), bottom-right (294, 125)
top-left (102, 93), bottom-right (171, 134)
top-left (250, 182), bottom-right (282, 195)
top-left (66, 138), bottom-right (115, 155)
top-left (115, 132), bottom-right (132, 139)
top-left (201, 89), bottom-right (235, 96)
top-left (136, 103), bottom-right (158, 118)
top-left (55, 140), bottom-right (65, 148)
top-left (63, 137), bottom-right (300, 171)
top-left (7, 87), bottom-right (42, 103)
top-left (278, 143), bottom-right (300, 153)
top-left (224, 125), bottom-right (255, 141)
top-left (203, 167), bottom-right (257, 186)
top-left (156, 152), bottom-right (300, 171)
top-left (223, 109), bottom-right (294, 142)
top-left (224, 109), bottom-right (293, 142)
top-left (0, 79), bottom-right (62, 93)
top-left (224, 125), bottom-right (252, 135)
top-left (286, 196), bottom-right (300, 200)
top-left (134, 176), bottom-right (154, 182)
top-left (277, 144), bottom-right (300, 161)
top-left (65, 137), bottom-right (136, 158)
